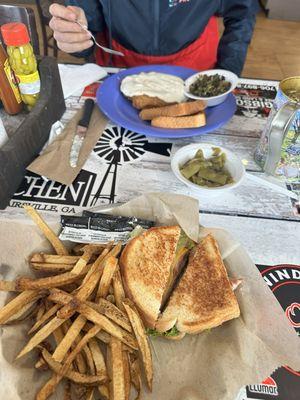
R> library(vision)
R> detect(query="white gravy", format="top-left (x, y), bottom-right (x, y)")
top-left (120, 72), bottom-right (186, 103)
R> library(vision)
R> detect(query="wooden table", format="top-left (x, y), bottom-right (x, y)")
top-left (1, 71), bottom-right (299, 267)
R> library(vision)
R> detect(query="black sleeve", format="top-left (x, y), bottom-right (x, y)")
top-left (217, 0), bottom-right (260, 76)
top-left (66, 0), bottom-right (106, 58)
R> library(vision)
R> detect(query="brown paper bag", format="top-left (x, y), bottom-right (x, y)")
top-left (27, 106), bottom-right (108, 186)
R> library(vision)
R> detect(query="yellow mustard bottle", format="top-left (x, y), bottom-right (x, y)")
top-left (1, 23), bottom-right (40, 110)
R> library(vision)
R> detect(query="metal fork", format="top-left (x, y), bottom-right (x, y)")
top-left (76, 21), bottom-right (124, 57)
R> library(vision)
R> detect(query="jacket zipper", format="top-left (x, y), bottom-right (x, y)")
top-left (153, 0), bottom-right (160, 52)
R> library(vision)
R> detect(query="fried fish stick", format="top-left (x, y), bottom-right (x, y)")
top-left (140, 100), bottom-right (206, 120)
top-left (131, 95), bottom-right (170, 110)
top-left (151, 112), bottom-right (206, 129)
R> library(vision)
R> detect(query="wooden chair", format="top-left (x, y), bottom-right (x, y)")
top-left (0, 5), bottom-right (40, 55)
top-left (34, 0), bottom-right (65, 57)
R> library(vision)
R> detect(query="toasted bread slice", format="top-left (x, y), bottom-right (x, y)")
top-left (119, 226), bottom-right (181, 328)
top-left (156, 234), bottom-right (240, 334)
top-left (131, 95), bottom-right (172, 110)
top-left (140, 100), bottom-right (206, 120)
top-left (151, 112), bottom-right (206, 129)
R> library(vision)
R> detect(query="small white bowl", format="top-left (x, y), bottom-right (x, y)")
top-left (184, 69), bottom-right (238, 107)
top-left (171, 143), bottom-right (245, 196)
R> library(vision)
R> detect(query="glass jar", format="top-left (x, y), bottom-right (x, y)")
top-left (1, 23), bottom-right (41, 110)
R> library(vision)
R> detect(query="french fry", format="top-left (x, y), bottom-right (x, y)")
top-left (38, 325), bottom-right (103, 399)
top-left (16, 316), bottom-right (66, 359)
top-left (0, 290), bottom-right (44, 324)
top-left (35, 321), bottom-right (65, 371)
top-left (71, 246), bottom-right (102, 275)
top-left (36, 373), bottom-right (60, 400)
top-left (57, 249), bottom-right (110, 319)
top-left (98, 385), bottom-right (110, 400)
top-left (123, 299), bottom-right (153, 391)
top-left (5, 300), bottom-right (37, 324)
top-left (85, 388), bottom-right (95, 400)
top-left (49, 289), bottom-right (132, 333)
top-left (56, 244), bottom-right (120, 322)
top-left (89, 338), bottom-right (109, 399)
top-left (72, 334), bottom-right (88, 374)
top-left (52, 248), bottom-right (113, 320)
top-left (80, 242), bottom-right (121, 287)
top-left (95, 330), bottom-right (111, 345)
top-left (106, 242), bottom-right (122, 258)
top-left (109, 337), bottom-right (126, 400)
top-left (61, 319), bottom-right (87, 374)
top-left (30, 263), bottom-right (75, 273)
top-left (41, 347), bottom-right (106, 385)
top-left (84, 343), bottom-right (96, 374)
top-left (72, 243), bottom-right (86, 254)
top-left (96, 256), bottom-right (118, 300)
top-left (21, 249), bottom-right (117, 359)
top-left (48, 291), bottom-right (137, 350)
top-left (15, 267), bottom-right (89, 291)
top-left (129, 353), bottom-right (142, 400)
top-left (0, 280), bottom-right (17, 291)
top-left (76, 304), bottom-right (137, 350)
top-left (29, 303), bottom-right (61, 334)
top-left (83, 323), bottom-right (135, 354)
top-left (23, 205), bottom-right (69, 255)
top-left (60, 326), bottom-right (101, 379)
top-left (72, 243), bottom-right (109, 255)
top-left (72, 244), bottom-right (111, 278)
top-left (113, 266), bottom-right (126, 311)
top-left (91, 298), bottom-right (132, 332)
top-left (61, 325), bottom-right (101, 375)
top-left (83, 243), bottom-right (108, 254)
top-left (30, 253), bottom-right (80, 265)
top-left (123, 349), bottom-right (131, 400)
top-left (35, 301), bottom-right (46, 322)
top-left (52, 315), bottom-right (87, 362)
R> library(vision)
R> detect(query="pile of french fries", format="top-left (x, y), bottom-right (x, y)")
top-left (0, 206), bottom-right (153, 400)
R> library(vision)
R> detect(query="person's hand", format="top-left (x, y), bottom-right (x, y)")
top-left (49, 3), bottom-right (93, 53)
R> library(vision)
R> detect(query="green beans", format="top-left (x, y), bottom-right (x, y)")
top-left (189, 74), bottom-right (231, 97)
top-left (180, 147), bottom-right (234, 187)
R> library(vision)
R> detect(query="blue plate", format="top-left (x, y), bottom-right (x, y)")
top-left (96, 65), bottom-right (236, 139)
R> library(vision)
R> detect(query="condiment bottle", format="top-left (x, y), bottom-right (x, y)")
top-left (1, 23), bottom-right (41, 111)
top-left (0, 42), bottom-right (22, 115)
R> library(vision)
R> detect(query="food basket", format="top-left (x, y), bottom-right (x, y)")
top-left (0, 56), bottom-right (65, 209)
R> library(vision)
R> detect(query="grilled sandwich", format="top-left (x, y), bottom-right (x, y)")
top-left (156, 234), bottom-right (240, 337)
top-left (120, 227), bottom-right (240, 339)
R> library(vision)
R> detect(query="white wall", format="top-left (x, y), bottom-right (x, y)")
top-left (266, 0), bottom-right (300, 22)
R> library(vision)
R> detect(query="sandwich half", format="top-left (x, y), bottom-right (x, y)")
top-left (120, 226), bottom-right (183, 328)
top-left (155, 234), bottom-right (240, 336)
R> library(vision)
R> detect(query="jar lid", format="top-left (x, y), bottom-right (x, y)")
top-left (1, 23), bottom-right (30, 46)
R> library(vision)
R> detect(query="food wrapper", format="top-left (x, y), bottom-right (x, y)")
top-left (0, 192), bottom-right (299, 400)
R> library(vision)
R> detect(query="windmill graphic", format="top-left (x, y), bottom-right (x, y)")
top-left (90, 126), bottom-right (172, 206)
